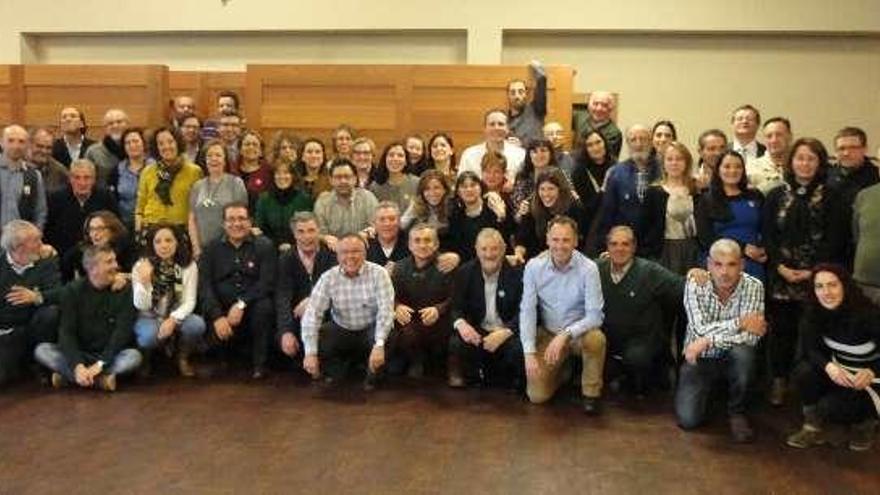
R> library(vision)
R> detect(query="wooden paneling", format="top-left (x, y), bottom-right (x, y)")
top-left (169, 71), bottom-right (245, 121)
top-left (247, 64), bottom-right (574, 152)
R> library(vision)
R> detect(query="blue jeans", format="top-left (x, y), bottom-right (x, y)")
top-left (34, 343), bottom-right (142, 381)
top-left (675, 345), bottom-right (757, 430)
top-left (134, 314), bottom-right (206, 351)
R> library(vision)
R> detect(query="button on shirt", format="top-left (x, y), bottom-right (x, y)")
top-left (683, 274), bottom-right (764, 359)
top-left (519, 251), bottom-right (604, 353)
top-left (301, 261), bottom-right (395, 356)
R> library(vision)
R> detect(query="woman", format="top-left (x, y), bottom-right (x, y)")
top-left (109, 128), bottom-right (153, 232)
top-left (400, 170), bottom-right (451, 240)
top-left (135, 127), bottom-right (203, 235)
top-left (514, 168), bottom-right (587, 261)
top-left (179, 115), bottom-right (203, 166)
top-left (786, 265), bottom-right (879, 451)
top-left (642, 141), bottom-right (699, 274)
top-left (447, 171), bottom-right (512, 262)
top-left (763, 137), bottom-right (847, 406)
top-left (132, 224), bottom-right (206, 378)
top-left (188, 140), bottom-right (248, 257)
top-left (61, 210), bottom-right (136, 282)
top-left (651, 120), bottom-right (677, 162)
top-left (405, 134), bottom-right (429, 176)
top-left (296, 138), bottom-right (332, 201)
top-left (370, 141), bottom-right (420, 212)
top-left (425, 133), bottom-right (457, 185)
top-left (480, 151), bottom-right (511, 198)
top-left (512, 138), bottom-right (559, 218)
top-left (351, 137), bottom-right (377, 188)
top-left (695, 150), bottom-right (766, 280)
top-left (330, 124), bottom-right (355, 162)
top-left (268, 130), bottom-right (300, 170)
top-left (232, 130), bottom-right (272, 211)
top-left (570, 130), bottom-right (615, 254)
top-left (255, 164), bottom-right (313, 249)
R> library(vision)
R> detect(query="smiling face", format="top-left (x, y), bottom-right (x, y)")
top-left (334, 130), bottom-right (353, 156)
top-left (87, 216), bottom-right (111, 247)
top-left (652, 124), bottom-right (675, 155)
top-left (530, 144), bottom-right (552, 169)
top-left (152, 227), bottom-right (179, 262)
top-left (813, 271), bottom-right (844, 310)
top-left (543, 122), bottom-right (565, 150)
top-left (123, 132), bottom-right (145, 161)
top-left (484, 111), bottom-right (509, 144)
top-left (547, 222), bottom-right (577, 266)
top-left (293, 219), bottom-right (320, 251)
top-left (763, 121), bottom-right (791, 157)
top-left (408, 227), bottom-right (439, 264)
top-left (385, 145), bottom-right (407, 175)
top-left (155, 130), bottom-right (179, 163)
top-left (606, 228), bottom-right (636, 268)
top-left (337, 236), bottom-right (366, 276)
top-left (205, 144), bottom-right (227, 176)
top-left (103, 110), bottom-right (129, 141)
top-left (585, 132), bottom-right (607, 164)
top-left (405, 137), bottom-right (425, 165)
top-left (482, 165), bottom-right (506, 192)
top-left (732, 108), bottom-right (759, 140)
top-left (302, 142), bottom-right (325, 172)
top-left (791, 144), bottom-right (820, 183)
top-left (330, 164), bottom-right (356, 197)
top-left (218, 115), bottom-right (241, 144)
top-left (476, 235), bottom-right (505, 274)
top-left (352, 142), bottom-right (374, 172)
top-left (430, 136), bottom-right (453, 164)
top-left (588, 93), bottom-right (613, 123)
top-left (537, 180), bottom-right (560, 208)
top-left (457, 177), bottom-right (482, 206)
top-left (663, 147), bottom-right (688, 180)
top-left (223, 206), bottom-right (252, 244)
top-left (718, 154), bottom-right (745, 188)
top-left (421, 178), bottom-right (447, 207)
top-left (274, 166), bottom-right (294, 190)
top-left (87, 250), bottom-right (119, 287)
top-left (180, 116), bottom-right (201, 144)
top-left (699, 134), bottom-right (727, 169)
top-left (374, 207), bottom-right (400, 240)
top-left (240, 133), bottom-right (262, 162)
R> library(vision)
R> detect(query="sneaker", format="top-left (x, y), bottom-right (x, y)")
top-left (786, 425), bottom-right (826, 449)
top-left (729, 414), bottom-right (755, 443)
top-left (769, 378), bottom-right (786, 407)
top-left (582, 396), bottom-right (602, 416)
top-left (50, 372), bottom-right (68, 389)
top-left (99, 374), bottom-right (117, 392)
top-left (848, 420), bottom-right (877, 452)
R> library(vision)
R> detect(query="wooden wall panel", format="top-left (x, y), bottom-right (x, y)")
top-left (169, 71), bottom-right (245, 122)
top-left (0, 66), bottom-right (14, 124)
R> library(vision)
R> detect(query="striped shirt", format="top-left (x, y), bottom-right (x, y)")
top-left (683, 273), bottom-right (764, 359)
top-left (301, 261), bottom-right (395, 356)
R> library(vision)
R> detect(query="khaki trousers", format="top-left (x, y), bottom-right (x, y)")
top-left (526, 327), bottom-right (606, 404)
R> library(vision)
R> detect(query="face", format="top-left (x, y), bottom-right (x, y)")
top-left (405, 137), bottom-right (424, 164)
top-left (482, 165), bottom-right (506, 192)
top-left (530, 145), bottom-right (552, 169)
top-left (422, 178), bottom-right (446, 207)
top-left (274, 166), bottom-right (293, 189)
top-left (302, 142), bottom-right (324, 171)
top-left (218, 96), bottom-right (237, 116)
top-left (626, 128), bottom-right (652, 157)
top-left (374, 207), bottom-right (400, 239)
top-left (174, 96), bottom-right (195, 117)
top-left (476, 237), bottom-right (505, 274)
top-left (543, 123), bottom-right (565, 150)
top-left (457, 178), bottom-right (482, 205)
top-left (205, 145), bottom-right (227, 175)
top-left (663, 147), bottom-right (687, 180)
top-left (218, 116), bottom-right (241, 143)
top-left (652, 125), bottom-right (674, 154)
top-left (732, 109), bottom-right (758, 138)
top-left (10, 230), bottom-right (41, 265)
top-left (588, 94), bottom-right (613, 123)
top-left (152, 228), bottom-right (178, 261)
top-left (88, 251), bottom-right (119, 286)
top-left (334, 131), bottom-right (353, 155)
top-left (352, 143), bottom-right (374, 171)
top-left (278, 139), bottom-right (297, 163)
top-left (430, 136), bottom-right (453, 163)
top-left (409, 228), bottom-right (438, 262)
top-left (537, 181), bottom-right (560, 207)
top-left (484, 111), bottom-right (509, 143)
top-left (708, 252), bottom-right (743, 292)
top-left (763, 122), bottom-right (791, 156)
top-left (123, 132), bottom-right (145, 160)
top-left (585, 133), bottom-right (607, 163)
top-left (791, 145), bottom-right (820, 183)
top-left (718, 155), bottom-right (745, 187)
top-left (223, 207), bottom-right (251, 243)
top-left (180, 117), bottom-right (201, 144)
top-left (385, 145), bottom-right (407, 174)
top-left (507, 81), bottom-right (527, 110)
top-left (330, 165), bottom-right (356, 197)
top-left (336, 237), bottom-right (366, 276)
top-left (59, 107), bottom-right (84, 134)
top-left (606, 230), bottom-right (636, 267)
top-left (547, 223), bottom-right (577, 265)
top-left (156, 131), bottom-right (179, 162)
top-left (293, 220), bottom-right (320, 250)
top-left (70, 167), bottom-right (96, 197)
top-left (104, 111), bottom-right (129, 140)
top-left (88, 217), bottom-right (111, 246)
top-left (835, 136), bottom-right (866, 168)
top-left (240, 133), bottom-right (262, 162)
top-left (2, 127), bottom-right (29, 161)
top-left (814, 271), bottom-right (845, 310)
top-left (30, 132), bottom-right (54, 165)
top-left (699, 135), bottom-right (727, 169)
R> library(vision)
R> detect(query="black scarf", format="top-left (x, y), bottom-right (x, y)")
top-left (155, 158), bottom-right (183, 206)
top-left (103, 135), bottom-right (126, 160)
top-left (270, 182), bottom-right (298, 205)
top-left (150, 259), bottom-right (181, 317)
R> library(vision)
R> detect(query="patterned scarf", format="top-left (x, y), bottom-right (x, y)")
top-left (151, 259), bottom-right (182, 317)
top-left (155, 158), bottom-right (183, 206)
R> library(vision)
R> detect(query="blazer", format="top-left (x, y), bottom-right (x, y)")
top-left (451, 258), bottom-right (524, 333)
top-left (275, 243), bottom-right (337, 339)
top-left (51, 137), bottom-right (96, 168)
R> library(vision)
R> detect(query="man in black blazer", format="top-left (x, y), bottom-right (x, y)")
top-left (51, 107), bottom-right (95, 168)
top-left (448, 227), bottom-right (524, 389)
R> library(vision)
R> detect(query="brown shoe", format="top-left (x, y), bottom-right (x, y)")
top-left (769, 378), bottom-right (786, 407)
top-left (447, 373), bottom-right (465, 388)
top-left (100, 374), bottom-right (117, 393)
top-left (177, 353), bottom-right (196, 378)
top-left (849, 420), bottom-right (877, 452)
top-left (729, 414), bottom-right (755, 443)
top-left (786, 424), bottom-right (825, 449)
top-left (50, 372), bottom-right (68, 389)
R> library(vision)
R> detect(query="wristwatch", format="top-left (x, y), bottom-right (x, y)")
top-left (235, 299), bottom-right (247, 310)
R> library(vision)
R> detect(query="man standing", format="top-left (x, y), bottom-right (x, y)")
top-left (0, 125), bottom-right (47, 229)
top-left (573, 91), bottom-right (622, 158)
top-left (313, 159), bottom-right (379, 247)
top-left (51, 107), bottom-right (95, 168)
top-left (507, 60), bottom-right (547, 147)
top-left (730, 104), bottom-right (766, 162)
top-left (170, 95), bottom-right (196, 129)
top-left (44, 159), bottom-right (117, 256)
top-left (747, 117), bottom-right (792, 194)
top-left (543, 121), bottom-right (575, 177)
top-left (853, 182), bottom-right (880, 306)
top-left (520, 216), bottom-right (606, 413)
top-left (202, 91), bottom-right (241, 142)
top-left (84, 108), bottom-right (130, 187)
top-left (301, 234), bottom-right (395, 390)
top-left (828, 127), bottom-right (879, 208)
top-left (29, 128), bottom-right (69, 197)
top-left (693, 129), bottom-right (727, 191)
top-left (675, 239), bottom-right (766, 442)
top-left (34, 245), bottom-right (141, 392)
top-left (458, 109), bottom-right (525, 184)
top-left (199, 203), bottom-right (276, 379)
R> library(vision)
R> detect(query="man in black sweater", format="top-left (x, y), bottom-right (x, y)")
top-left (44, 159), bottom-right (117, 256)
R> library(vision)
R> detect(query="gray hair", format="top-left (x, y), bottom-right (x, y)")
top-left (475, 227), bottom-right (506, 249)
top-left (408, 222), bottom-right (438, 244)
top-left (70, 158), bottom-right (97, 176)
top-left (1, 220), bottom-right (40, 252)
top-left (374, 200), bottom-right (400, 218)
top-left (290, 211), bottom-right (319, 228)
top-left (709, 238), bottom-right (742, 260)
top-left (82, 244), bottom-right (113, 271)
top-left (606, 225), bottom-right (637, 246)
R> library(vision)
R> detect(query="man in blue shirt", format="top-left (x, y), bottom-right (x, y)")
top-left (519, 215), bottom-right (606, 414)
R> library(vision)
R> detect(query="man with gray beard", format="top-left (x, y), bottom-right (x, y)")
top-left (84, 108), bottom-right (129, 188)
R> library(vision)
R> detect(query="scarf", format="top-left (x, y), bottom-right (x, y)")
top-left (155, 158), bottom-right (183, 206)
top-left (103, 135), bottom-right (126, 160)
top-left (151, 259), bottom-right (182, 318)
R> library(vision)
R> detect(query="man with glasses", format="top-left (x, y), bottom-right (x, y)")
top-left (313, 159), bottom-right (378, 250)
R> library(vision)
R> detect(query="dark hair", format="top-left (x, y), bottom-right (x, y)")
top-left (150, 126), bottom-right (185, 163)
top-left (705, 150), bottom-right (759, 222)
top-left (697, 129), bottom-right (728, 151)
top-left (82, 210), bottom-right (127, 246)
top-left (373, 141), bottom-right (411, 185)
top-left (453, 171), bottom-right (487, 208)
top-left (331, 124), bottom-right (356, 155)
top-left (731, 104), bottom-right (761, 126)
top-left (404, 134), bottom-right (426, 167)
top-left (144, 223), bottom-right (192, 267)
top-left (223, 201), bottom-right (250, 219)
top-left (328, 157), bottom-right (358, 178)
top-left (297, 138), bottom-right (327, 176)
top-left (531, 169), bottom-right (576, 238)
top-left (834, 126), bottom-right (867, 148)
top-left (763, 117), bottom-right (792, 133)
top-left (652, 120), bottom-right (678, 141)
top-left (426, 132), bottom-right (457, 173)
top-left (269, 130), bottom-right (302, 166)
top-left (547, 214), bottom-right (579, 237)
top-left (217, 90), bottom-right (240, 111)
top-left (572, 130), bottom-right (613, 168)
top-left (517, 138), bottom-right (558, 182)
top-left (60, 106), bottom-right (88, 135)
top-left (506, 78), bottom-right (528, 92)
top-left (411, 169), bottom-right (451, 223)
top-left (809, 263), bottom-right (873, 313)
top-left (120, 128), bottom-right (146, 160)
top-left (786, 137), bottom-right (829, 185)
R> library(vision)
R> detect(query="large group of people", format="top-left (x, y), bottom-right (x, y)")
top-left (1, 60), bottom-right (878, 452)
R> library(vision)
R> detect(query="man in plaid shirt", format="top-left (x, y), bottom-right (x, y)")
top-left (675, 238), bottom-right (766, 443)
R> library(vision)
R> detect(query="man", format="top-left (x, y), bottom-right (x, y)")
top-left (301, 234), bottom-right (394, 390)
top-left (449, 228), bottom-right (524, 389)
top-left (84, 108), bottom-right (130, 187)
top-left (507, 60), bottom-right (547, 147)
top-left (0, 221), bottom-right (61, 386)
top-left (730, 104), bottom-right (766, 162)
top-left (170, 95), bottom-right (195, 128)
top-left (388, 224), bottom-right (454, 378)
top-left (458, 109), bottom-right (526, 183)
top-left (314, 159), bottom-right (379, 247)
top-left (201, 91), bottom-right (241, 142)
top-left (853, 182), bottom-right (880, 306)
top-left (573, 91), bottom-right (622, 158)
top-left (51, 106), bottom-right (95, 168)
top-left (595, 124), bottom-right (659, 250)
top-left (694, 129), bottom-right (727, 191)
top-left (34, 245), bottom-right (141, 392)
top-left (199, 203), bottom-right (276, 379)
top-left (543, 121), bottom-right (575, 177)
top-left (520, 216), bottom-right (606, 413)
top-left (828, 127), bottom-right (879, 208)
top-left (217, 113), bottom-right (243, 164)
top-left (675, 239), bottom-right (766, 443)
top-left (29, 128), bottom-right (69, 197)
top-left (596, 226), bottom-right (683, 396)
top-left (366, 201), bottom-right (410, 268)
top-left (44, 159), bottom-right (117, 256)
top-left (275, 212), bottom-right (337, 363)
top-left (0, 125), bottom-right (48, 229)
top-left (747, 117), bottom-right (792, 194)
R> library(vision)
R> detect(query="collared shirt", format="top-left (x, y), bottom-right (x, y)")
top-left (635, 166), bottom-right (650, 202)
top-left (64, 135), bottom-right (83, 165)
top-left (198, 234), bottom-right (277, 321)
top-left (313, 188), bottom-right (379, 237)
top-left (6, 252), bottom-right (33, 276)
top-left (0, 155), bottom-right (47, 229)
top-left (610, 259), bottom-right (633, 284)
top-left (746, 154), bottom-right (785, 195)
top-left (683, 273), bottom-right (765, 359)
top-left (457, 141), bottom-right (526, 183)
top-left (733, 139), bottom-right (760, 162)
top-left (519, 250), bottom-right (604, 353)
top-left (481, 270), bottom-right (504, 329)
top-left (298, 247), bottom-right (317, 276)
top-left (301, 261), bottom-right (395, 356)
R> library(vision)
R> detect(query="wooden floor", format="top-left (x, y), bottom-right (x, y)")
top-left (0, 371), bottom-right (877, 495)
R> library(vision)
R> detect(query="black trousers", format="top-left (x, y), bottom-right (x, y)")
top-left (793, 361), bottom-right (877, 425)
top-left (0, 305), bottom-right (60, 385)
top-left (319, 321), bottom-right (375, 381)
top-left (447, 327), bottom-right (524, 387)
top-left (767, 300), bottom-right (802, 379)
top-left (388, 316), bottom-right (451, 367)
top-left (210, 298), bottom-right (274, 369)
top-left (606, 327), bottom-right (665, 393)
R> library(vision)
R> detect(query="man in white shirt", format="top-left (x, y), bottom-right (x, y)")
top-left (729, 104), bottom-right (766, 162)
top-left (458, 109), bottom-right (525, 184)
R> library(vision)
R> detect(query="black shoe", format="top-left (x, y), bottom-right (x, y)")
top-left (729, 414), bottom-right (755, 443)
top-left (582, 396), bottom-right (602, 416)
top-left (251, 366), bottom-right (268, 380)
top-left (363, 373), bottom-right (380, 392)
top-left (319, 375), bottom-right (338, 389)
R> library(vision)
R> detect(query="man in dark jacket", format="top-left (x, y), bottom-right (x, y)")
top-left (44, 159), bottom-right (117, 256)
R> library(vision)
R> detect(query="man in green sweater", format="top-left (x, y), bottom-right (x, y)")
top-left (596, 226), bottom-right (684, 395)
top-left (853, 182), bottom-right (880, 306)
top-left (34, 245), bottom-right (141, 392)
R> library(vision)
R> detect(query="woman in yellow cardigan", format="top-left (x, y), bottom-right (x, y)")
top-left (135, 127), bottom-right (203, 234)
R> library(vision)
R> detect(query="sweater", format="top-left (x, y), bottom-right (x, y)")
top-left (58, 278), bottom-right (137, 367)
top-left (853, 184), bottom-right (880, 287)
top-left (0, 253), bottom-right (61, 327)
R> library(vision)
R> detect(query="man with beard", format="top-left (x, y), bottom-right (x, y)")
top-left (507, 60), bottom-right (547, 147)
top-left (84, 109), bottom-right (129, 187)
top-left (314, 159), bottom-right (379, 249)
top-left (693, 129), bottom-right (727, 191)
top-left (51, 107), bottom-right (94, 168)
top-left (29, 128), bottom-right (69, 197)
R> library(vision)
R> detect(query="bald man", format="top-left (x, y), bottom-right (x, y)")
top-left (543, 121), bottom-right (575, 177)
top-left (0, 125), bottom-right (47, 229)
top-left (84, 108), bottom-right (129, 187)
top-left (573, 91), bottom-right (622, 158)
